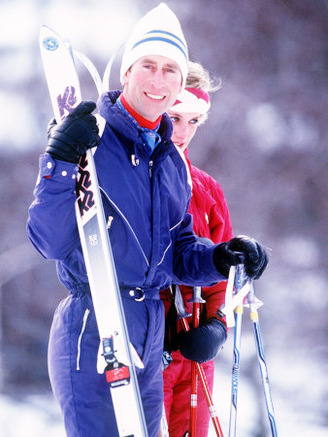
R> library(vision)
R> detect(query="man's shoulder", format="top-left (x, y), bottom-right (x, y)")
top-left (169, 144), bottom-right (192, 190)
top-left (158, 112), bottom-right (173, 141)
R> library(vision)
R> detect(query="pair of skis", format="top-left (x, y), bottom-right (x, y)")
top-left (39, 26), bottom-right (148, 436)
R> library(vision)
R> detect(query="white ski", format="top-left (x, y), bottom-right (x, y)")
top-left (39, 25), bottom-right (148, 437)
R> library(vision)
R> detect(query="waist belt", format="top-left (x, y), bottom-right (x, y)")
top-left (70, 284), bottom-right (160, 301)
top-left (120, 287), bottom-right (160, 301)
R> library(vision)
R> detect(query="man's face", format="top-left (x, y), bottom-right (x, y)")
top-left (122, 55), bottom-right (183, 121)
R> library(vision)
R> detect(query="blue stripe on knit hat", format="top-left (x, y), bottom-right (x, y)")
top-left (145, 30), bottom-right (188, 51)
top-left (132, 36), bottom-right (188, 60)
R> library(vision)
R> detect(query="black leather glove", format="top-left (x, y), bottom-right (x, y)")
top-left (213, 235), bottom-right (268, 279)
top-left (179, 318), bottom-right (227, 363)
top-left (46, 101), bottom-right (100, 163)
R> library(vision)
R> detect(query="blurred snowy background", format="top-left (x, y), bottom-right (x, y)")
top-left (0, 0), bottom-right (327, 436)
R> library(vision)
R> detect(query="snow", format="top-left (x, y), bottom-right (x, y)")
top-left (0, 0), bottom-right (138, 53)
top-left (40, 0), bottom-right (139, 57)
top-left (208, 333), bottom-right (328, 437)
top-left (247, 103), bottom-right (287, 152)
top-left (0, 92), bottom-right (39, 150)
top-left (279, 236), bottom-right (320, 268)
top-left (0, 0), bottom-right (38, 49)
top-left (246, 103), bottom-right (319, 153)
top-left (2, 334), bottom-right (326, 437)
top-left (0, 393), bottom-right (66, 437)
top-left (0, 0), bottom-right (139, 151)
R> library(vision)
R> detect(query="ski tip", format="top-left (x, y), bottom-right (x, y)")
top-left (39, 24), bottom-right (59, 38)
top-left (40, 24), bottom-right (54, 31)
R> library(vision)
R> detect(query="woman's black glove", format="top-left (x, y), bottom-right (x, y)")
top-left (46, 101), bottom-right (100, 163)
top-left (179, 318), bottom-right (227, 363)
top-left (213, 235), bottom-right (268, 279)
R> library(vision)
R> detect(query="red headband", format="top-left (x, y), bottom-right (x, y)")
top-left (172, 87), bottom-right (211, 114)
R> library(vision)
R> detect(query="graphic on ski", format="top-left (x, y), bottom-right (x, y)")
top-left (39, 25), bottom-right (148, 437)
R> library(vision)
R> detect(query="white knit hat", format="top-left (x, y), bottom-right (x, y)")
top-left (120, 3), bottom-right (188, 85)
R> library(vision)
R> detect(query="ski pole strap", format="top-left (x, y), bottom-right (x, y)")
top-left (174, 285), bottom-right (192, 319)
top-left (220, 266), bottom-right (236, 327)
top-left (218, 265), bottom-right (253, 327)
top-left (221, 281), bottom-right (251, 318)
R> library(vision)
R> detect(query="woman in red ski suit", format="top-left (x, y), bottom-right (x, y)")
top-left (162, 61), bottom-right (233, 437)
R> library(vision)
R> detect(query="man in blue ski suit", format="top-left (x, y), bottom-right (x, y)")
top-left (27, 4), bottom-right (268, 437)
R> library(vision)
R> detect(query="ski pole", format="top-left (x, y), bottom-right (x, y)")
top-left (228, 305), bottom-right (243, 437)
top-left (246, 280), bottom-right (278, 437)
top-left (188, 287), bottom-right (205, 436)
top-left (159, 403), bottom-right (169, 437)
top-left (174, 286), bottom-right (225, 437)
top-left (228, 265), bottom-right (246, 437)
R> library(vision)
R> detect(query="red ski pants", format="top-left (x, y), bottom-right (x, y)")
top-left (163, 350), bottom-right (214, 437)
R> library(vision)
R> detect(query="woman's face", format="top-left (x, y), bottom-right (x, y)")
top-left (167, 110), bottom-right (202, 152)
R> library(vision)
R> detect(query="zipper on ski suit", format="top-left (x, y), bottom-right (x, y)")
top-left (149, 160), bottom-right (154, 178)
top-left (76, 308), bottom-right (91, 371)
top-left (100, 187), bottom-right (150, 268)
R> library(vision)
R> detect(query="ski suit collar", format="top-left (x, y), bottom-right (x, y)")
top-left (119, 94), bottom-right (162, 130)
top-left (115, 97), bottom-right (161, 156)
top-left (97, 90), bottom-right (174, 165)
top-left (97, 91), bottom-right (173, 142)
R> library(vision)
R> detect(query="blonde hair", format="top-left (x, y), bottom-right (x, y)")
top-left (186, 61), bottom-right (221, 124)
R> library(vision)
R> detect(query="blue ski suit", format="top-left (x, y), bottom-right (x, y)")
top-left (27, 91), bottom-right (225, 437)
